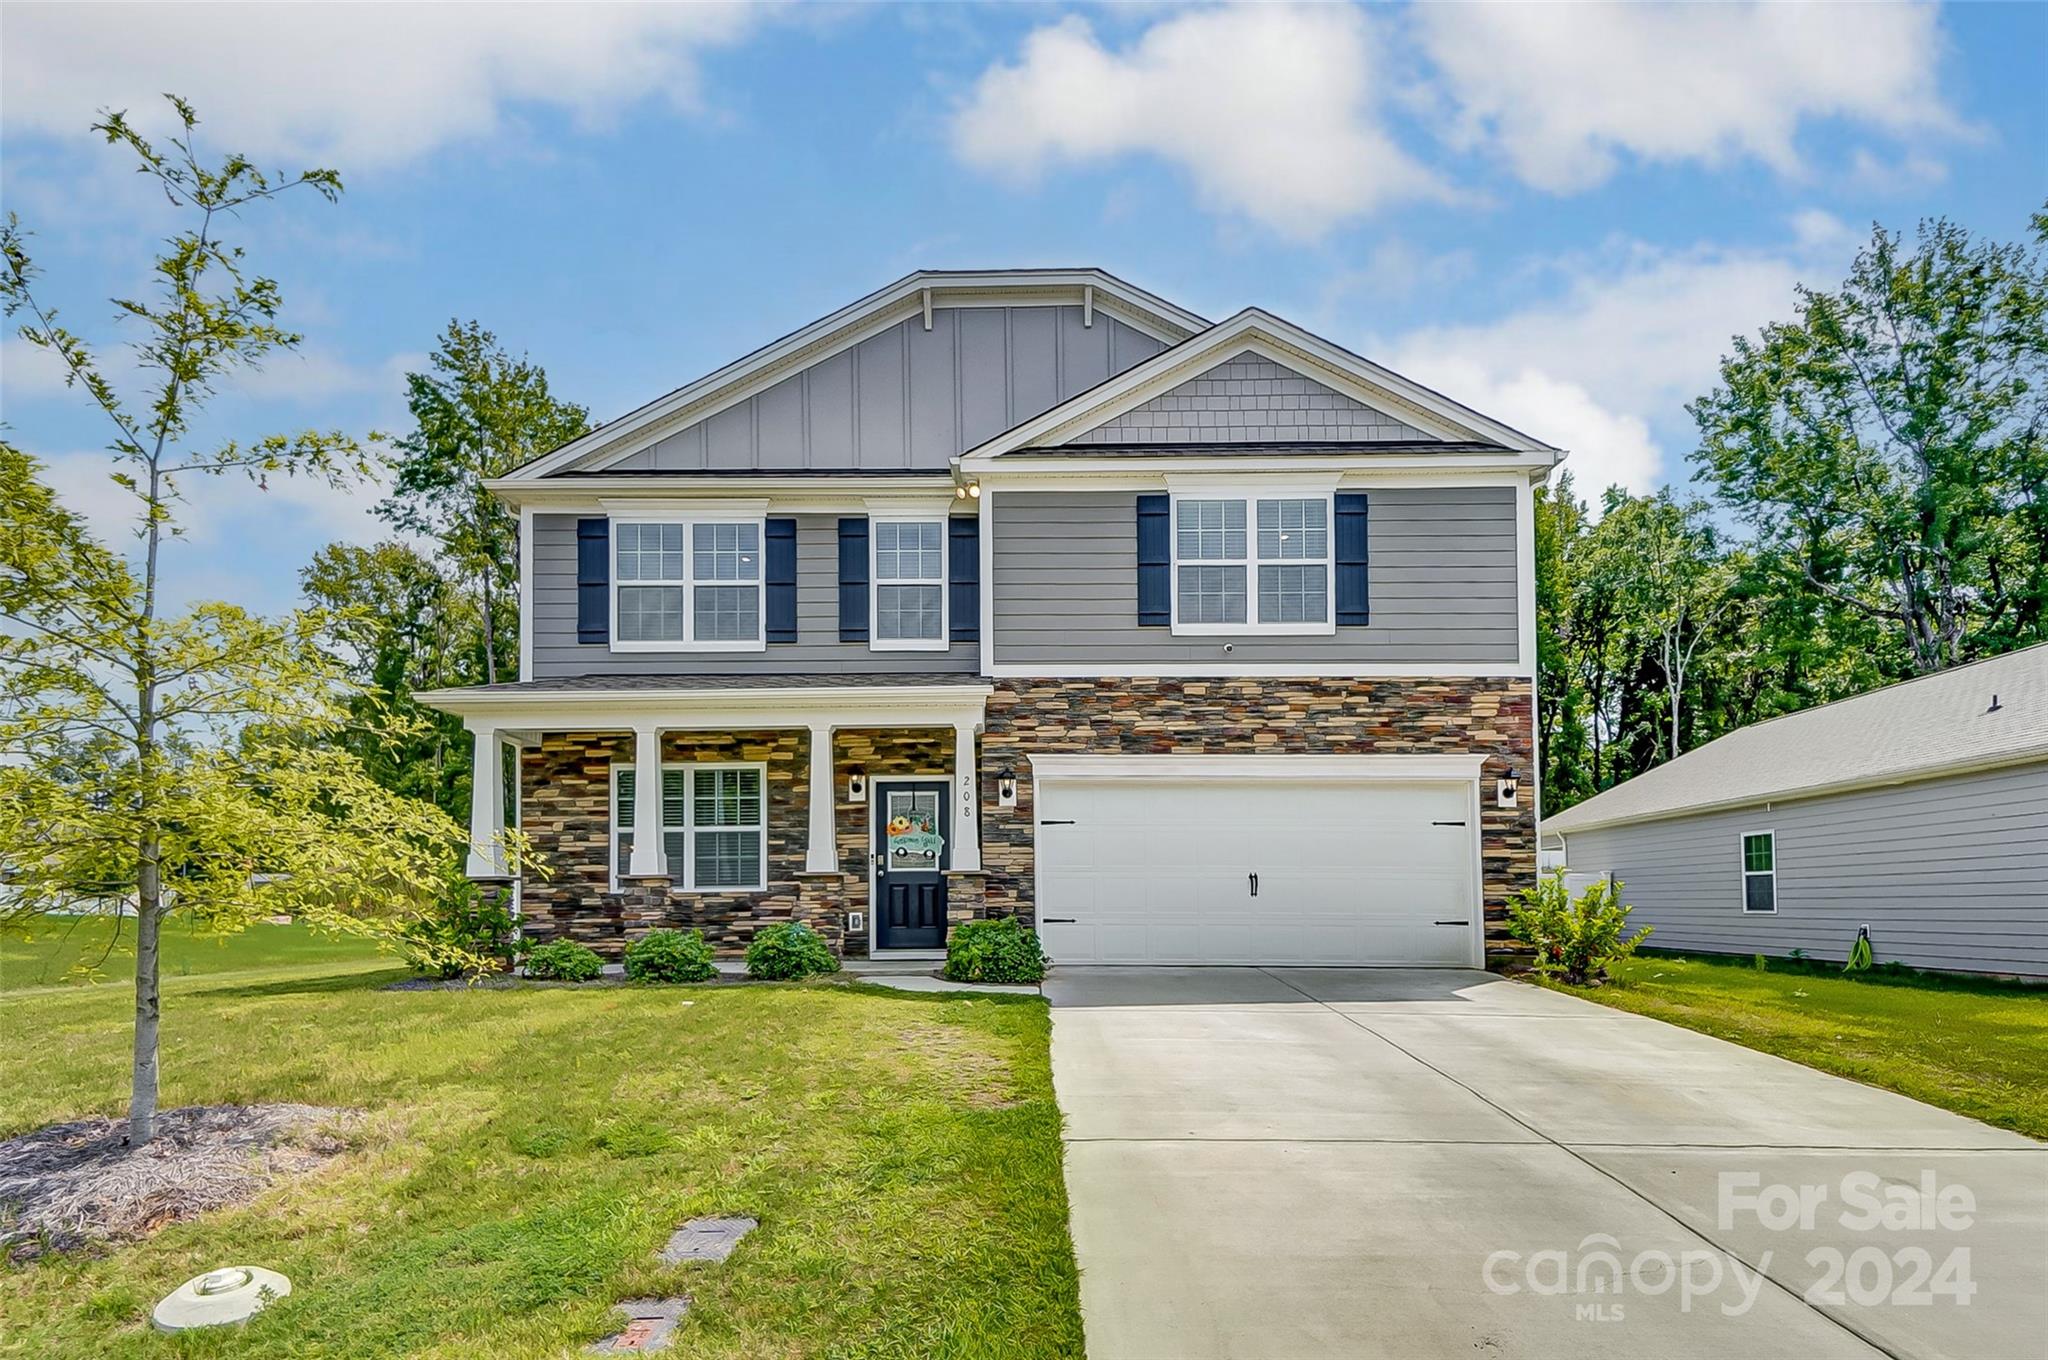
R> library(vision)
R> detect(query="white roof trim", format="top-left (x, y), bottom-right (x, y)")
top-left (957, 309), bottom-right (1561, 469)
top-left (419, 681), bottom-right (994, 728)
top-left (1545, 746), bottom-right (2048, 836)
top-left (509, 270), bottom-right (1209, 481)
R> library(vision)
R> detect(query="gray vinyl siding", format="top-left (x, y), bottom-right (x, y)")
top-left (1558, 762), bottom-right (2048, 977)
top-left (606, 306), bottom-right (1167, 473)
top-left (528, 513), bottom-right (977, 678)
top-left (990, 487), bottom-right (1520, 668)
top-left (1073, 354), bottom-right (1433, 444)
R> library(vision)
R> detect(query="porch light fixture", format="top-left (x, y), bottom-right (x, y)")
top-left (1496, 768), bottom-right (1520, 809)
top-left (954, 482), bottom-right (982, 500)
top-left (997, 767), bottom-right (1018, 807)
top-left (848, 772), bottom-right (867, 803)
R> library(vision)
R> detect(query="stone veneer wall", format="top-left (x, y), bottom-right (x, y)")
top-left (515, 682), bottom-right (1534, 960)
top-left (517, 727), bottom-right (957, 959)
top-left (977, 677), bottom-right (1536, 955)
top-left (519, 729), bottom-right (812, 957)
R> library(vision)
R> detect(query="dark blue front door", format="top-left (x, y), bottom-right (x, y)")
top-left (874, 780), bottom-right (948, 949)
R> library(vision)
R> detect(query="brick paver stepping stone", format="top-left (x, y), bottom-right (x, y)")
top-left (589, 1297), bottom-right (689, 1353)
top-left (658, 1216), bottom-right (757, 1264)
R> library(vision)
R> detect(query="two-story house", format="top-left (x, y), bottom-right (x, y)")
top-left (421, 270), bottom-right (1557, 967)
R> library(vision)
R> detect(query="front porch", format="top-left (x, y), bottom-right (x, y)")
top-left (448, 677), bottom-right (995, 960)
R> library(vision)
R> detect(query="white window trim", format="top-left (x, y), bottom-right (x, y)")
top-left (610, 761), bottom-right (769, 893)
top-left (869, 515), bottom-right (950, 652)
top-left (1169, 490), bottom-right (1336, 637)
top-left (610, 515), bottom-right (768, 653)
top-left (1740, 828), bottom-right (1777, 914)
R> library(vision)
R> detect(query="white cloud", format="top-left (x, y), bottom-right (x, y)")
top-left (1, 336), bottom-right (80, 399)
top-left (1, 2), bottom-right (760, 169)
top-left (1415, 2), bottom-right (1960, 192)
top-left (38, 447), bottom-right (394, 556)
top-left (1380, 236), bottom-right (1856, 498)
top-left (951, 7), bottom-right (1450, 239)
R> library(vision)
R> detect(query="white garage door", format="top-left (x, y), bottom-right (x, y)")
top-left (1035, 774), bottom-right (1479, 966)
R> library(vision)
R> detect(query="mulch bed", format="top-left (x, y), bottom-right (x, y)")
top-left (0, 1104), bottom-right (352, 1262)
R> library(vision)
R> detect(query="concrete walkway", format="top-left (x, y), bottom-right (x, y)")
top-left (1046, 967), bottom-right (2046, 1360)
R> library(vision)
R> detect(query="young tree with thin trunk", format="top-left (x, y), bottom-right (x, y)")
top-left (0, 100), bottom-right (515, 1146)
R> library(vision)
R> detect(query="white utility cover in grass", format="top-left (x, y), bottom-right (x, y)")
top-left (1035, 776), bottom-right (1477, 966)
top-left (152, 1267), bottom-right (291, 1332)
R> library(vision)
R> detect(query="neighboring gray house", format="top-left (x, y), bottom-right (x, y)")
top-left (420, 269), bottom-right (1558, 966)
top-left (1545, 644), bottom-right (2048, 978)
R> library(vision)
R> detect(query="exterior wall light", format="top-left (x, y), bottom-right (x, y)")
top-left (1496, 768), bottom-right (1520, 809)
top-left (997, 767), bottom-right (1018, 807)
top-left (848, 772), bottom-right (867, 803)
top-left (955, 482), bottom-right (982, 500)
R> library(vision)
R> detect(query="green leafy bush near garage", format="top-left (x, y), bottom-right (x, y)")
top-left (944, 917), bottom-right (1048, 984)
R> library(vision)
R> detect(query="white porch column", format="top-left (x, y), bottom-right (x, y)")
top-left (805, 722), bottom-right (839, 873)
top-left (464, 723), bottom-right (506, 878)
top-left (951, 719), bottom-right (982, 872)
top-left (627, 723), bottom-right (666, 878)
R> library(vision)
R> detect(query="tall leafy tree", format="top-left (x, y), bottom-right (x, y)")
top-left (1690, 210), bottom-right (2048, 672)
top-left (377, 322), bottom-right (589, 684)
top-left (0, 101), bottom-right (508, 1145)
top-left (301, 541), bottom-right (478, 816)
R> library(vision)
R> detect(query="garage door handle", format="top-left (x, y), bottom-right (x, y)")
top-left (1043, 918), bottom-right (1077, 924)
top-left (1435, 920), bottom-right (1468, 926)
top-left (1432, 820), bottom-right (1466, 827)
top-left (1040, 819), bottom-right (1077, 826)
top-left (1248, 872), bottom-right (1258, 897)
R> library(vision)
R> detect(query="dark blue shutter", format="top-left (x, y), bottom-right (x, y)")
top-left (765, 517), bottom-right (797, 643)
top-left (949, 516), bottom-right (979, 643)
top-left (838, 517), bottom-right (869, 642)
top-left (576, 517), bottom-right (609, 644)
top-left (1136, 494), bottom-right (1169, 627)
top-left (1335, 493), bottom-right (1369, 626)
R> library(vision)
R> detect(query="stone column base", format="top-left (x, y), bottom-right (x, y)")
top-left (943, 869), bottom-right (989, 929)
top-left (794, 871), bottom-right (849, 956)
top-left (616, 874), bottom-right (672, 947)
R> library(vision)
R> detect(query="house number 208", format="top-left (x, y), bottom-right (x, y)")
top-left (960, 773), bottom-right (975, 819)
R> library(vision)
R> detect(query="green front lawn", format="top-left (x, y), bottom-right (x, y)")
top-left (1547, 952), bottom-right (2048, 1140)
top-left (1, 916), bottom-right (397, 992)
top-left (0, 926), bottom-right (1082, 1358)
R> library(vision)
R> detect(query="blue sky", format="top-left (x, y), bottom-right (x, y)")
top-left (3, 2), bottom-right (2044, 617)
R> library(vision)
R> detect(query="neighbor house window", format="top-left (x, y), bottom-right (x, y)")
top-left (871, 518), bottom-right (946, 649)
top-left (1741, 831), bottom-right (1776, 913)
top-left (613, 763), bottom-right (766, 891)
top-left (1172, 493), bottom-right (1332, 633)
top-left (613, 518), bottom-right (762, 650)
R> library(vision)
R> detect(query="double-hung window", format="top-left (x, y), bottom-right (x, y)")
top-left (1740, 831), bottom-right (1776, 913)
top-left (872, 518), bottom-right (946, 649)
top-left (613, 518), bottom-right (763, 650)
top-left (613, 763), bottom-right (766, 891)
top-left (1172, 492), bottom-right (1333, 633)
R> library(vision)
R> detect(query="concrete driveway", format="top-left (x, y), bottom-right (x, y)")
top-left (1046, 967), bottom-right (2047, 1360)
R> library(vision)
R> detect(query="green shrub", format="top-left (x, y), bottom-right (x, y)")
top-left (523, 938), bottom-right (604, 982)
top-left (1505, 871), bottom-right (1651, 986)
top-left (400, 879), bottom-right (519, 979)
top-left (943, 917), bottom-right (1047, 984)
top-left (623, 928), bottom-right (718, 983)
top-left (744, 922), bottom-right (839, 980)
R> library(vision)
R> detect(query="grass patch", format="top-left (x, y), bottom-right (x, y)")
top-left (0, 928), bottom-right (1081, 1357)
top-left (1, 918), bottom-right (395, 992)
top-left (1540, 951), bottom-right (2048, 1140)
